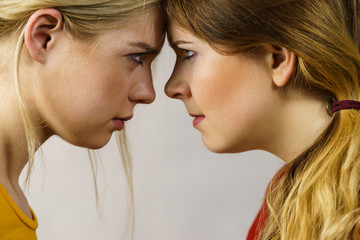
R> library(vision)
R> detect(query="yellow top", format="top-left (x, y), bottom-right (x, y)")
top-left (0, 183), bottom-right (38, 239)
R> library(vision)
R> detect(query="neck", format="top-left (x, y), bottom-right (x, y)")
top-left (0, 42), bottom-right (50, 188)
top-left (0, 90), bottom-right (28, 186)
top-left (266, 93), bottom-right (332, 163)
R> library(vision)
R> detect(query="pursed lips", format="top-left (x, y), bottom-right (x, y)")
top-left (111, 115), bottom-right (133, 131)
top-left (189, 113), bottom-right (205, 127)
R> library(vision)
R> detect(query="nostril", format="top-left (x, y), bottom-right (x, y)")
top-left (165, 85), bottom-right (182, 99)
top-left (135, 97), bottom-right (155, 104)
top-left (164, 89), bottom-right (178, 99)
top-left (172, 93), bottom-right (183, 99)
top-left (165, 85), bottom-right (191, 99)
top-left (138, 97), bottom-right (155, 104)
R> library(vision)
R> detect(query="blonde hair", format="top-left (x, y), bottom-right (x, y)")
top-left (0, 0), bottom-right (163, 236)
top-left (165, 0), bottom-right (360, 239)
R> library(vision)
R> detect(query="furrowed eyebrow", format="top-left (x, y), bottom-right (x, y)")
top-left (128, 41), bottom-right (160, 55)
top-left (170, 40), bottom-right (193, 49)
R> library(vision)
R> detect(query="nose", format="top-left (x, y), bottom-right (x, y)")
top-left (165, 71), bottom-right (191, 99)
top-left (129, 73), bottom-right (156, 104)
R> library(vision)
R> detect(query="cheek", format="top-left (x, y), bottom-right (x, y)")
top-left (41, 61), bottom-right (130, 124)
top-left (194, 60), bottom-right (275, 151)
top-left (69, 72), bottom-right (129, 116)
top-left (194, 59), bottom-right (271, 113)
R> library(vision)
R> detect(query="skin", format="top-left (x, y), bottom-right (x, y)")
top-left (0, 7), bottom-right (164, 218)
top-left (165, 24), bottom-right (331, 163)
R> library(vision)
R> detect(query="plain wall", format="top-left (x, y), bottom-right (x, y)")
top-left (22, 42), bottom-right (284, 240)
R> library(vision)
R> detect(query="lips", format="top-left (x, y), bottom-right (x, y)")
top-left (119, 115), bottom-right (133, 121)
top-left (112, 115), bottom-right (133, 131)
top-left (190, 114), bottom-right (205, 127)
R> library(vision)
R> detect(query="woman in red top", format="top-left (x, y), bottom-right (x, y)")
top-left (163, 0), bottom-right (360, 239)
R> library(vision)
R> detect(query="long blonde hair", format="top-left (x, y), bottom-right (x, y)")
top-left (0, 0), bottom-right (163, 236)
top-left (165, 0), bottom-right (360, 239)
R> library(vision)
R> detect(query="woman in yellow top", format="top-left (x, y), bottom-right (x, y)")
top-left (0, 0), bottom-right (164, 238)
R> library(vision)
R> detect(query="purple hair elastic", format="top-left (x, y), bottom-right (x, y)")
top-left (332, 100), bottom-right (360, 113)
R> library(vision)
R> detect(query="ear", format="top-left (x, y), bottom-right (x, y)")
top-left (24, 8), bottom-right (63, 63)
top-left (267, 45), bottom-right (297, 87)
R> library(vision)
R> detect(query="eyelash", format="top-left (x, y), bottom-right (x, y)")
top-left (183, 49), bottom-right (196, 61)
top-left (129, 52), bottom-right (148, 66)
top-left (132, 55), bottom-right (144, 66)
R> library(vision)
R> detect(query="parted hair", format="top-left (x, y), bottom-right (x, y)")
top-left (164, 0), bottom-right (360, 239)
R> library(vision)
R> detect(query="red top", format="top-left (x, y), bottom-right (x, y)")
top-left (247, 167), bottom-right (287, 240)
top-left (246, 198), bottom-right (268, 240)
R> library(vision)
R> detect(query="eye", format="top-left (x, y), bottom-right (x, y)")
top-left (127, 52), bottom-right (149, 67)
top-left (184, 50), bottom-right (196, 61)
top-left (132, 54), bottom-right (144, 66)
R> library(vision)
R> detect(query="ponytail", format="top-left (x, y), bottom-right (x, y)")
top-left (262, 1), bottom-right (360, 238)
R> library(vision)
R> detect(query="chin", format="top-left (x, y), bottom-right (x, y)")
top-left (203, 140), bottom-right (232, 153)
top-left (85, 137), bottom-right (113, 149)
top-left (66, 135), bottom-right (112, 150)
top-left (85, 142), bottom-right (108, 150)
top-left (206, 145), bottom-right (243, 154)
top-left (202, 136), bottom-right (253, 154)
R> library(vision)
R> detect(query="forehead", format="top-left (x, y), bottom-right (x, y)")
top-left (131, 7), bottom-right (164, 35)
top-left (168, 23), bottom-right (209, 50)
top-left (168, 23), bottom-right (196, 42)
top-left (95, 7), bottom-right (164, 48)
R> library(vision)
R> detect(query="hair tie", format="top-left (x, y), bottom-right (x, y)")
top-left (332, 100), bottom-right (360, 113)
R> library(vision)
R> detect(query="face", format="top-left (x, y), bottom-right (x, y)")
top-left (165, 24), bottom-right (283, 153)
top-left (32, 8), bottom-right (164, 149)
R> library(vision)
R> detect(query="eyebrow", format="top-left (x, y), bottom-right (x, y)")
top-left (170, 40), bottom-right (193, 49)
top-left (128, 41), bottom-right (160, 55)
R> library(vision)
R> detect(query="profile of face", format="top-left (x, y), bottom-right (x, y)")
top-left (23, 7), bottom-right (164, 149)
top-left (165, 23), bottom-right (296, 154)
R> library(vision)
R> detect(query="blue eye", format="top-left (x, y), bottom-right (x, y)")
top-left (184, 50), bottom-right (196, 60)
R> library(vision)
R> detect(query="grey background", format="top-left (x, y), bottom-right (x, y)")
top-left (22, 42), bottom-right (283, 240)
